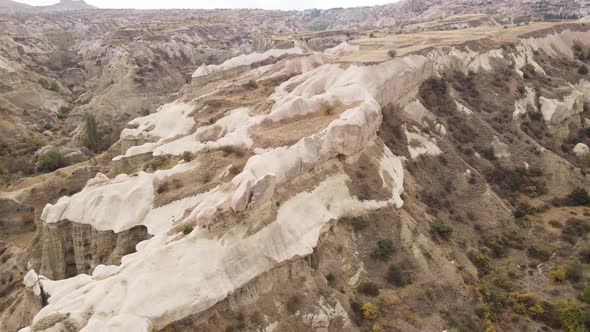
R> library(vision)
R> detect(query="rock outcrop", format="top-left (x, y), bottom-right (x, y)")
top-left (38, 221), bottom-right (150, 280)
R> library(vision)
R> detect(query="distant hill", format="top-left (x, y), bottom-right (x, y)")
top-left (41, 0), bottom-right (96, 11)
top-left (0, 0), bottom-right (30, 10)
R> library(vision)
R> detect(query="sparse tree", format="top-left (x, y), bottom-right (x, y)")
top-left (84, 114), bottom-right (100, 153)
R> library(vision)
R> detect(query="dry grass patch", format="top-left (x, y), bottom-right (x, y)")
top-left (249, 101), bottom-right (360, 149)
top-left (154, 148), bottom-right (251, 207)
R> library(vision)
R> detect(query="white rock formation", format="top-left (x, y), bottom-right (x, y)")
top-left (192, 47), bottom-right (303, 78)
top-left (405, 126), bottom-right (443, 159)
top-left (574, 143), bottom-right (590, 158)
top-left (28, 51), bottom-right (409, 331)
top-left (513, 86), bottom-right (537, 120)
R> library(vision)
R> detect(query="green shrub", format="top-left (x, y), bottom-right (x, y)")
top-left (325, 273), bottom-right (335, 283)
top-left (513, 209), bottom-right (527, 219)
top-left (371, 239), bottom-right (395, 261)
top-left (57, 106), bottom-right (72, 119)
top-left (286, 295), bottom-right (301, 314)
top-left (358, 282), bottom-right (380, 297)
top-left (84, 114), bottom-right (100, 153)
top-left (182, 225), bottom-right (193, 235)
top-left (431, 223), bottom-right (453, 238)
top-left (181, 151), bottom-right (194, 162)
top-left (527, 244), bottom-right (552, 261)
top-left (38, 78), bottom-right (60, 91)
top-left (563, 218), bottom-right (590, 237)
top-left (38, 78), bottom-right (50, 89)
top-left (566, 261), bottom-right (585, 283)
top-left (549, 268), bottom-right (566, 283)
top-left (481, 146), bottom-right (496, 160)
top-left (388, 49), bottom-right (397, 58)
top-left (470, 251), bottom-right (492, 275)
top-left (361, 302), bottom-right (379, 320)
top-left (201, 171), bottom-right (211, 183)
top-left (530, 111), bottom-right (543, 121)
top-left (579, 65), bottom-right (589, 75)
top-left (346, 217), bottom-right (367, 231)
top-left (487, 166), bottom-right (546, 197)
top-left (556, 300), bottom-right (590, 332)
top-left (386, 265), bottom-right (410, 287)
top-left (580, 287), bottom-right (590, 303)
top-left (36, 150), bottom-right (64, 172)
top-left (579, 245), bottom-right (590, 264)
top-left (144, 156), bottom-right (170, 172)
top-left (567, 187), bottom-right (590, 206)
top-left (242, 79), bottom-right (258, 90)
top-left (0, 138), bottom-right (7, 155)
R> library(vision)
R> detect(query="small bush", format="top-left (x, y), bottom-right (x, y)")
top-left (548, 268), bottom-right (566, 283)
top-left (346, 217), bottom-right (367, 231)
top-left (84, 115), bottom-right (100, 153)
top-left (579, 245), bottom-right (590, 264)
top-left (563, 218), bottom-right (590, 237)
top-left (350, 299), bottom-right (363, 323)
top-left (242, 79), bottom-right (258, 90)
top-left (386, 265), bottom-right (409, 287)
top-left (358, 282), bottom-right (380, 297)
top-left (470, 251), bottom-right (492, 275)
top-left (579, 65), bottom-right (589, 75)
top-left (156, 180), bottom-right (170, 194)
top-left (388, 49), bottom-right (397, 58)
top-left (371, 239), bottom-right (395, 261)
top-left (325, 273), bottom-right (335, 283)
top-left (527, 244), bottom-right (552, 261)
top-left (36, 150), bottom-right (65, 172)
top-left (361, 302), bottom-right (379, 320)
top-left (201, 171), bottom-right (211, 183)
top-left (530, 111), bottom-right (543, 121)
top-left (513, 209), bottom-right (527, 219)
top-left (182, 225), bottom-right (193, 235)
top-left (580, 287), bottom-right (590, 303)
top-left (567, 187), bottom-right (590, 206)
top-left (38, 78), bottom-right (59, 91)
top-left (481, 146), bottom-right (496, 160)
top-left (556, 300), bottom-right (590, 332)
top-left (286, 295), bottom-right (301, 314)
top-left (219, 145), bottom-right (245, 157)
top-left (181, 151), bottom-right (194, 162)
top-left (431, 223), bottom-right (453, 238)
top-left (144, 156), bottom-right (169, 172)
top-left (566, 261), bottom-right (584, 283)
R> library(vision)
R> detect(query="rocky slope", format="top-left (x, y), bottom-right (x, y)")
top-left (0, 0), bottom-right (29, 10)
top-left (1, 19), bottom-right (589, 332)
top-left (3, 2), bottom-right (590, 332)
top-left (2, 0), bottom-right (588, 190)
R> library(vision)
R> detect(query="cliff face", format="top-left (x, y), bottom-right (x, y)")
top-left (7, 21), bottom-right (590, 332)
top-left (37, 221), bottom-right (150, 280)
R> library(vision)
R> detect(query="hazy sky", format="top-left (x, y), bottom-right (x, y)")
top-left (14, 0), bottom-right (395, 10)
